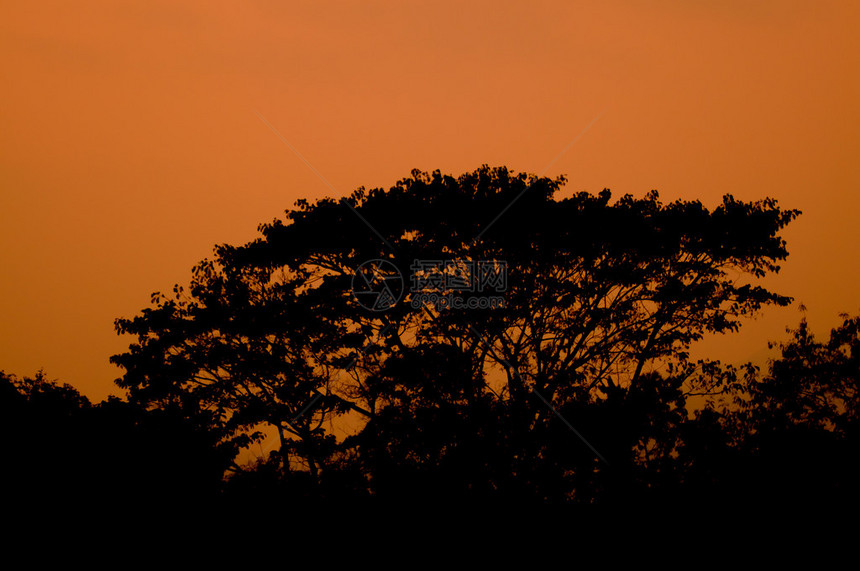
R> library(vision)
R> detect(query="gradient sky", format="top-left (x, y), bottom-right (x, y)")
top-left (2, 1), bottom-right (858, 400)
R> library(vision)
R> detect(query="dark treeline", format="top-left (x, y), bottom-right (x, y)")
top-left (4, 314), bottom-right (858, 514)
top-left (4, 167), bottom-right (858, 514)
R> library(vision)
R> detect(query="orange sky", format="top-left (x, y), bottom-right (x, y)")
top-left (2, 1), bottom-right (859, 401)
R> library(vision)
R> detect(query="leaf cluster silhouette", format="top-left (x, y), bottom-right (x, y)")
top-left (5, 166), bottom-right (858, 513)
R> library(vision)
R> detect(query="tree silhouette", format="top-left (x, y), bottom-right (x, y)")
top-left (727, 314), bottom-right (860, 508)
top-left (742, 314), bottom-right (859, 433)
top-left (1, 370), bottom-right (231, 513)
top-left (111, 165), bottom-right (802, 503)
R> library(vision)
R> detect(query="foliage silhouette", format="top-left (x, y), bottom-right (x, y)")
top-left (730, 314), bottom-right (860, 508)
top-left (1, 369), bottom-right (231, 512)
top-left (108, 165), bottom-right (823, 506)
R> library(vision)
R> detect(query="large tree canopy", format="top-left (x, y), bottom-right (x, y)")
top-left (112, 165), bottom-right (800, 502)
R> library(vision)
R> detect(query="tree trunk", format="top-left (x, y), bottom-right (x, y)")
top-left (277, 426), bottom-right (291, 475)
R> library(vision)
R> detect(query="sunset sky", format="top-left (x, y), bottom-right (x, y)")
top-left (2, 1), bottom-right (858, 401)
